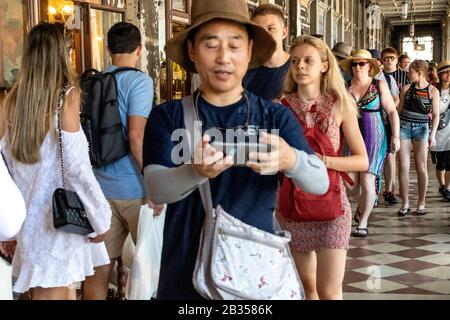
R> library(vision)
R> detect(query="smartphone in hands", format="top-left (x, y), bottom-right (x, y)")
top-left (210, 141), bottom-right (272, 166)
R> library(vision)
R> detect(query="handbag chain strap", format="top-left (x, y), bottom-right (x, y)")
top-left (56, 84), bottom-right (72, 189)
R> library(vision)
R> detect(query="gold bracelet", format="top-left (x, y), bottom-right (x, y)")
top-left (323, 155), bottom-right (327, 167)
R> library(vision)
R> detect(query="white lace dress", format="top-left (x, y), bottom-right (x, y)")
top-left (1, 126), bottom-right (112, 293)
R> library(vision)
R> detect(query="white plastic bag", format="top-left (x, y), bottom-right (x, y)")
top-left (125, 204), bottom-right (166, 300)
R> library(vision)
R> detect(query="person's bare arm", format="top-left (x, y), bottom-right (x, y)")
top-left (429, 86), bottom-right (440, 148)
top-left (397, 84), bottom-right (410, 115)
top-left (318, 100), bottom-right (368, 172)
top-left (128, 116), bottom-right (147, 171)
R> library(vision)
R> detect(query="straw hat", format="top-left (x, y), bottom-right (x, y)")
top-left (339, 49), bottom-right (381, 76)
top-left (164, 0), bottom-right (276, 73)
top-left (437, 60), bottom-right (450, 74)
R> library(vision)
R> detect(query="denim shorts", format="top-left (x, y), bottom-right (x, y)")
top-left (400, 120), bottom-right (429, 142)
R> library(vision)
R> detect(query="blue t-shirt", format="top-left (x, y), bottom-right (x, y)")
top-left (243, 59), bottom-right (291, 101)
top-left (142, 91), bottom-right (313, 299)
top-left (93, 65), bottom-right (154, 199)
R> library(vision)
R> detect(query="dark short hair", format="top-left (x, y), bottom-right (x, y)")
top-left (398, 54), bottom-right (409, 63)
top-left (252, 3), bottom-right (286, 26)
top-left (107, 22), bottom-right (141, 54)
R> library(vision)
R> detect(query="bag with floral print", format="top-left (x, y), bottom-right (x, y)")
top-left (182, 96), bottom-right (304, 300)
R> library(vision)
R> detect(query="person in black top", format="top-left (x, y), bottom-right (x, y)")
top-left (243, 3), bottom-right (290, 102)
top-left (382, 47), bottom-right (410, 91)
top-left (397, 60), bottom-right (440, 216)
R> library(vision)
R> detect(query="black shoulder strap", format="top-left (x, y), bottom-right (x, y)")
top-left (427, 83), bottom-right (432, 100)
top-left (382, 70), bottom-right (392, 89)
top-left (373, 79), bottom-right (386, 113)
top-left (111, 67), bottom-right (142, 75)
top-left (373, 78), bottom-right (380, 93)
top-left (346, 79), bottom-right (352, 88)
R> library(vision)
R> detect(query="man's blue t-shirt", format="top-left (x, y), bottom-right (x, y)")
top-left (94, 64), bottom-right (154, 199)
top-left (243, 59), bottom-right (291, 101)
top-left (142, 91), bottom-right (313, 299)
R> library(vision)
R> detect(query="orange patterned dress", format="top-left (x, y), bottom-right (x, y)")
top-left (277, 93), bottom-right (352, 252)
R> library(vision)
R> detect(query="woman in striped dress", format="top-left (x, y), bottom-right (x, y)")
top-left (398, 60), bottom-right (440, 216)
top-left (341, 50), bottom-right (400, 237)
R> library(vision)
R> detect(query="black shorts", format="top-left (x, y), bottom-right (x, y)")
top-left (431, 150), bottom-right (450, 171)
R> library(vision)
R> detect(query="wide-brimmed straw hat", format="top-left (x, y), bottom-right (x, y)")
top-left (437, 60), bottom-right (450, 74)
top-left (339, 49), bottom-right (381, 76)
top-left (164, 0), bottom-right (276, 73)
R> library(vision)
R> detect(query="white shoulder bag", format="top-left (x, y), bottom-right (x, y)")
top-left (182, 95), bottom-right (304, 300)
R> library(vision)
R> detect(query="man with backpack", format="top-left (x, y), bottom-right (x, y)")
top-left (82, 22), bottom-right (162, 300)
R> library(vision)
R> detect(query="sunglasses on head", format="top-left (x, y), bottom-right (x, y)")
top-left (383, 56), bottom-right (396, 62)
top-left (351, 61), bottom-right (369, 67)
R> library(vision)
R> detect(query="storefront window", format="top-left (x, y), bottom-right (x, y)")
top-left (104, 0), bottom-right (125, 8)
top-left (171, 22), bottom-right (188, 100)
top-left (45, 1), bottom-right (78, 73)
top-left (172, 0), bottom-right (186, 12)
top-left (274, 0), bottom-right (285, 7)
top-left (89, 8), bottom-right (122, 70)
top-left (0, 0), bottom-right (28, 87)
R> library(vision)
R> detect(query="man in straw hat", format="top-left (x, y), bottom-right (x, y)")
top-left (142, 0), bottom-right (329, 299)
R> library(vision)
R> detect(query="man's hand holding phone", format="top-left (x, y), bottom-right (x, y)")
top-left (191, 134), bottom-right (234, 178)
top-left (246, 132), bottom-right (296, 175)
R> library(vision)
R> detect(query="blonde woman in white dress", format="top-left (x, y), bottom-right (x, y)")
top-left (0, 23), bottom-right (111, 300)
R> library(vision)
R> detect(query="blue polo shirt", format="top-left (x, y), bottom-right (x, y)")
top-left (93, 64), bottom-right (154, 199)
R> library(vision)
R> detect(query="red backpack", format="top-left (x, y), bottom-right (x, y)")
top-left (278, 99), bottom-right (353, 222)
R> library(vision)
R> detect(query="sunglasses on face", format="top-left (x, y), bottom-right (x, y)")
top-left (383, 56), bottom-right (396, 62)
top-left (351, 61), bottom-right (369, 67)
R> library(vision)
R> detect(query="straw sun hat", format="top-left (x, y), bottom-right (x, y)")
top-left (164, 0), bottom-right (276, 73)
top-left (339, 49), bottom-right (381, 76)
top-left (437, 60), bottom-right (450, 74)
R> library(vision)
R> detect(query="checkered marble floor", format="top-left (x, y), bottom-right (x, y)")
top-left (343, 158), bottom-right (450, 299)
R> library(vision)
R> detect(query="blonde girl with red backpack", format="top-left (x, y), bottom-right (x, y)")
top-left (277, 35), bottom-right (368, 300)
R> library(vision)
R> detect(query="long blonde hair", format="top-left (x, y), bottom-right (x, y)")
top-left (284, 35), bottom-right (356, 115)
top-left (1, 23), bottom-right (77, 164)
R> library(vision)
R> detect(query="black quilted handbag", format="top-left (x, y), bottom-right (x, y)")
top-left (52, 85), bottom-right (94, 235)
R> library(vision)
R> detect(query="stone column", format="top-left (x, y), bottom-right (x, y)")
top-left (445, 16), bottom-right (450, 60)
top-left (288, 0), bottom-right (300, 39)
